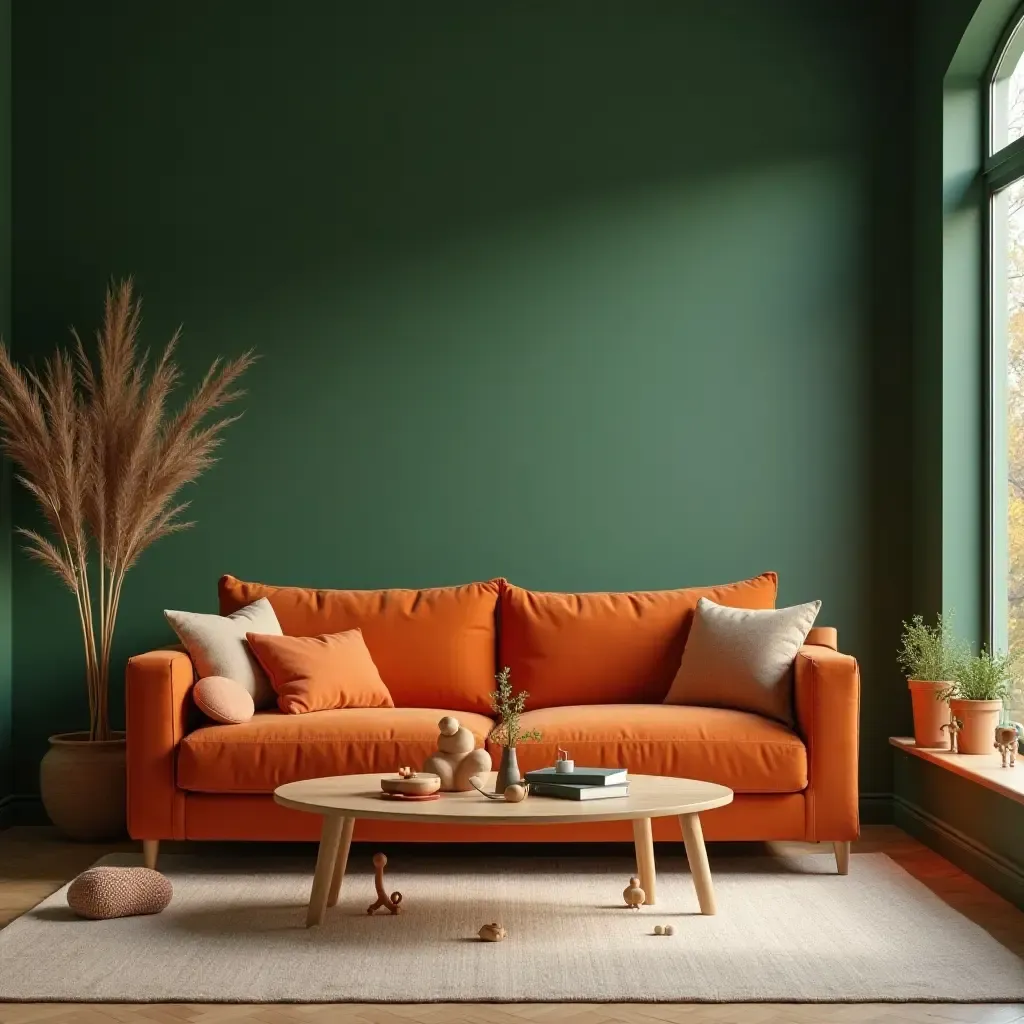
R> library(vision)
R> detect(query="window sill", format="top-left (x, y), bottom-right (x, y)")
top-left (890, 737), bottom-right (1024, 806)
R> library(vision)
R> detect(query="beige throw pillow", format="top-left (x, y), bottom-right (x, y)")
top-left (165, 598), bottom-right (282, 709)
top-left (664, 597), bottom-right (821, 725)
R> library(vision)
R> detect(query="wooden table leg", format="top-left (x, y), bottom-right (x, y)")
top-left (679, 812), bottom-right (716, 915)
top-left (632, 816), bottom-right (657, 906)
top-left (327, 817), bottom-right (355, 908)
top-left (307, 815), bottom-right (345, 927)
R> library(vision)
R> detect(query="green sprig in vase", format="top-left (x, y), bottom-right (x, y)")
top-left (489, 666), bottom-right (541, 792)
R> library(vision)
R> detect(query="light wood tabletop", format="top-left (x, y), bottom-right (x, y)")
top-left (274, 772), bottom-right (733, 927)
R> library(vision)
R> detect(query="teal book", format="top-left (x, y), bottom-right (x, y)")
top-left (530, 782), bottom-right (630, 801)
top-left (524, 767), bottom-right (627, 787)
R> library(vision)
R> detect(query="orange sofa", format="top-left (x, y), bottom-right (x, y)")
top-left (126, 573), bottom-right (860, 870)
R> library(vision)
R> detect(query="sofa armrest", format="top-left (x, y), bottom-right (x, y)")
top-left (794, 643), bottom-right (860, 842)
top-left (126, 649), bottom-right (194, 840)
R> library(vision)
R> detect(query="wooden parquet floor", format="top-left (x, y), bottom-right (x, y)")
top-left (0, 825), bottom-right (1021, 1024)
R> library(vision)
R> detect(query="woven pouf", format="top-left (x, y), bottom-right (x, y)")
top-left (67, 866), bottom-right (172, 920)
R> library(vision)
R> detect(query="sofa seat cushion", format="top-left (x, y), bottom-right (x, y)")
top-left (499, 574), bottom-right (778, 708)
top-left (178, 707), bottom-right (495, 794)
top-left (219, 576), bottom-right (501, 714)
top-left (489, 704), bottom-right (807, 794)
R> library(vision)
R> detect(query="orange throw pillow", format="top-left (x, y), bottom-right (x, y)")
top-left (245, 629), bottom-right (394, 715)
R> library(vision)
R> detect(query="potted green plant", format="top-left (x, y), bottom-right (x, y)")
top-left (897, 614), bottom-right (964, 748)
top-left (0, 280), bottom-right (252, 839)
top-left (489, 666), bottom-right (542, 791)
top-left (945, 647), bottom-right (1016, 754)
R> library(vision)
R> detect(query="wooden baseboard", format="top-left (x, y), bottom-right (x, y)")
top-left (859, 792), bottom-right (893, 824)
top-left (0, 793), bottom-right (46, 828)
top-left (894, 793), bottom-right (1024, 910)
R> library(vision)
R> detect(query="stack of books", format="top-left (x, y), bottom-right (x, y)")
top-left (524, 766), bottom-right (628, 800)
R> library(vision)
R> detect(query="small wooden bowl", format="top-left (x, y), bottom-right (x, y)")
top-left (380, 773), bottom-right (441, 797)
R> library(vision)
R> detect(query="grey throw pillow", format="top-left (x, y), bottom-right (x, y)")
top-left (164, 598), bottom-right (283, 710)
top-left (664, 596), bottom-right (821, 726)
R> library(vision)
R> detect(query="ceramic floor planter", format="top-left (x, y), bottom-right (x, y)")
top-left (39, 732), bottom-right (127, 840)
top-left (907, 680), bottom-right (951, 747)
top-left (948, 699), bottom-right (1003, 755)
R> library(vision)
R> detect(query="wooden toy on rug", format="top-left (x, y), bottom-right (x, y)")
top-left (366, 853), bottom-right (403, 915)
top-left (995, 725), bottom-right (1018, 767)
top-left (940, 713), bottom-right (963, 752)
top-left (423, 716), bottom-right (492, 792)
top-left (664, 924), bottom-right (675, 936)
top-left (67, 866), bottom-right (172, 920)
top-left (478, 922), bottom-right (507, 941)
top-left (653, 924), bottom-right (663, 935)
top-left (623, 876), bottom-right (646, 909)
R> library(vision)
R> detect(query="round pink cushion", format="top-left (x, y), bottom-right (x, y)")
top-left (193, 675), bottom-right (255, 724)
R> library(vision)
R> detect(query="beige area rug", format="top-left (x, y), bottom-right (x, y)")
top-left (0, 852), bottom-right (1022, 1003)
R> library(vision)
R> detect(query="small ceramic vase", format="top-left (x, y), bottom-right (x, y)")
top-left (496, 747), bottom-right (520, 791)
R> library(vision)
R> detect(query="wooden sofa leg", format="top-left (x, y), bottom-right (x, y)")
top-left (142, 840), bottom-right (160, 870)
top-left (833, 841), bottom-right (850, 875)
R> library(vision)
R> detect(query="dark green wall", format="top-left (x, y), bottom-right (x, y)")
top-left (0, 0), bottom-right (11, 810)
top-left (10, 1), bottom-right (915, 799)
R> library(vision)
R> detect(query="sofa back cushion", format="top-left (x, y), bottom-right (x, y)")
top-left (219, 576), bottom-right (501, 713)
top-left (498, 573), bottom-right (778, 708)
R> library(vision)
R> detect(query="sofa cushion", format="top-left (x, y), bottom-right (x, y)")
top-left (219, 576), bottom-right (501, 713)
top-left (487, 704), bottom-right (807, 794)
top-left (177, 707), bottom-right (495, 794)
top-left (499, 574), bottom-right (778, 708)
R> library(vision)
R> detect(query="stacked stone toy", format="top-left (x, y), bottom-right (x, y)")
top-left (422, 716), bottom-right (492, 791)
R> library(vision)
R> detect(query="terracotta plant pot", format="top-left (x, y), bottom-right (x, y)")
top-left (948, 699), bottom-right (1004, 755)
top-left (907, 680), bottom-right (951, 748)
top-left (39, 732), bottom-right (127, 840)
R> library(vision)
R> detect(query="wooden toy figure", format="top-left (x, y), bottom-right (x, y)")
top-left (623, 876), bottom-right (645, 909)
top-left (940, 714), bottom-right (963, 753)
top-left (366, 853), bottom-right (403, 915)
top-left (423, 717), bottom-right (492, 791)
top-left (995, 725), bottom-right (1018, 768)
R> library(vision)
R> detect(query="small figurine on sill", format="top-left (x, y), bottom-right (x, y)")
top-left (995, 725), bottom-right (1017, 768)
top-left (940, 714), bottom-right (963, 753)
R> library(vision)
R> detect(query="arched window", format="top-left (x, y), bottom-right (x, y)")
top-left (988, 6), bottom-right (1024, 724)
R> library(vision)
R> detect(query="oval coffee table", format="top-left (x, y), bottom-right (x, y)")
top-left (275, 772), bottom-right (733, 927)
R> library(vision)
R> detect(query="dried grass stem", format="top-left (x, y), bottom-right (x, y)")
top-left (0, 279), bottom-right (253, 740)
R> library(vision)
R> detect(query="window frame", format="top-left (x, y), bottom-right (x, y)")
top-left (984, 3), bottom-right (1024, 660)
